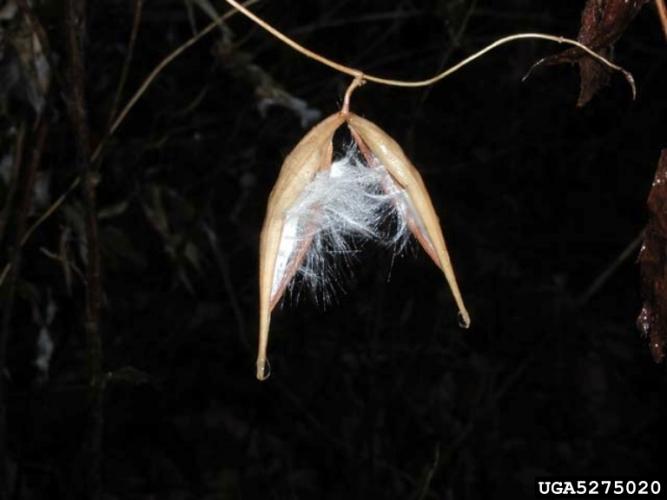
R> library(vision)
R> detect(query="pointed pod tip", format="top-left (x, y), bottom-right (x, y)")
top-left (458, 310), bottom-right (471, 329)
top-left (256, 357), bottom-right (271, 381)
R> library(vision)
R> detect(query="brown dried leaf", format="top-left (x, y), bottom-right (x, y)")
top-left (637, 150), bottom-right (667, 363)
top-left (538, 0), bottom-right (648, 106)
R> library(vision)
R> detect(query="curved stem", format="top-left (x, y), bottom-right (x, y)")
top-left (0, 0), bottom-right (258, 282)
top-left (94, 0), bottom-right (260, 162)
top-left (222, 0), bottom-right (635, 97)
top-left (657, 0), bottom-right (667, 40)
top-left (341, 74), bottom-right (365, 115)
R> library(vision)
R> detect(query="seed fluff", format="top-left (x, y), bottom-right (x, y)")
top-left (271, 142), bottom-right (413, 306)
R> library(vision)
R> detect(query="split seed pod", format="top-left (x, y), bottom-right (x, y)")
top-left (257, 110), bottom-right (469, 381)
top-left (346, 113), bottom-right (470, 328)
top-left (258, 113), bottom-right (344, 380)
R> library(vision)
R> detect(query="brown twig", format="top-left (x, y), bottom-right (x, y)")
top-left (203, 224), bottom-right (249, 350)
top-left (0, 116), bottom-right (49, 500)
top-left (406, 0), bottom-right (477, 150)
top-left (416, 444), bottom-right (441, 500)
top-left (96, 0), bottom-right (259, 160)
top-left (576, 231), bottom-right (644, 307)
top-left (656, 0), bottom-right (667, 40)
top-left (0, 1), bottom-right (256, 288)
top-left (65, 0), bottom-right (103, 498)
top-left (0, 178), bottom-right (81, 289)
top-left (0, 122), bottom-right (26, 247)
top-left (106, 0), bottom-right (144, 127)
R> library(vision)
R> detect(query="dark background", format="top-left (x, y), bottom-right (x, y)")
top-left (1, 0), bottom-right (666, 498)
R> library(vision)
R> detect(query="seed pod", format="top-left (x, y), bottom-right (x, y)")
top-left (256, 110), bottom-right (471, 381)
top-left (257, 112), bottom-right (345, 380)
top-left (346, 112), bottom-right (470, 328)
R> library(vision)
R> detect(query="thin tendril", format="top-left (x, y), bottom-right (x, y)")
top-left (342, 75), bottom-right (365, 115)
top-left (222, 0), bottom-right (636, 97)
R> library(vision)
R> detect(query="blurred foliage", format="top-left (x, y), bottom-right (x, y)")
top-left (1, 0), bottom-right (666, 498)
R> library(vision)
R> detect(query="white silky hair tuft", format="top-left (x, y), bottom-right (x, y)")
top-left (275, 143), bottom-right (412, 305)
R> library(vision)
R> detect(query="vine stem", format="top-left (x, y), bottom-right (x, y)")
top-left (91, 0), bottom-right (259, 163)
top-left (342, 74), bottom-right (364, 115)
top-left (0, 0), bottom-right (638, 290)
top-left (221, 0), bottom-right (635, 96)
top-left (0, 0), bottom-right (259, 288)
top-left (65, 0), bottom-right (103, 497)
top-left (657, 0), bottom-right (667, 40)
top-left (0, 118), bottom-right (48, 500)
top-left (106, 0), bottom-right (144, 128)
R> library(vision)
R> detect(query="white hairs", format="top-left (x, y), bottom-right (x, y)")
top-left (272, 143), bottom-right (412, 305)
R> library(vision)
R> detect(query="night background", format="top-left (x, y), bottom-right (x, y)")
top-left (1, 0), bottom-right (666, 498)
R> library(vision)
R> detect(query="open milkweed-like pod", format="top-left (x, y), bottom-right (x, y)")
top-left (346, 113), bottom-right (470, 328)
top-left (256, 109), bottom-right (470, 381)
top-left (257, 112), bottom-right (344, 380)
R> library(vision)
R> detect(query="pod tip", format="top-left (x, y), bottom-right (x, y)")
top-left (458, 310), bottom-right (471, 329)
top-left (256, 357), bottom-right (271, 381)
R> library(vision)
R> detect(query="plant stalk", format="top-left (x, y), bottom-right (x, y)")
top-left (65, 1), bottom-right (104, 497)
top-left (0, 118), bottom-right (49, 500)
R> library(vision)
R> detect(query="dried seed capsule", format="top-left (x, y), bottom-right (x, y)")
top-left (256, 109), bottom-right (470, 381)
top-left (257, 113), bottom-right (344, 380)
top-left (346, 112), bottom-right (470, 328)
